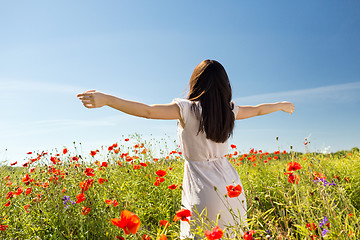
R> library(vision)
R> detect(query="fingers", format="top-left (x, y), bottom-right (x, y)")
top-left (76, 90), bottom-right (96, 98)
top-left (81, 100), bottom-right (92, 104)
top-left (77, 90), bottom-right (98, 109)
top-left (290, 104), bottom-right (295, 114)
top-left (83, 102), bottom-right (95, 108)
top-left (78, 95), bottom-right (93, 100)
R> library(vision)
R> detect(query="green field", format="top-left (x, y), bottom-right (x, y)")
top-left (1, 136), bottom-right (359, 239)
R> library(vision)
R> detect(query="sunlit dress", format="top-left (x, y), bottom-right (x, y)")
top-left (172, 98), bottom-right (247, 239)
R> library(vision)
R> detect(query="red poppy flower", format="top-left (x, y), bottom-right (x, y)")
top-left (76, 193), bottom-right (86, 203)
top-left (22, 174), bottom-right (31, 184)
top-left (286, 162), bottom-right (302, 171)
top-left (116, 236), bottom-right (125, 240)
top-left (159, 235), bottom-right (167, 240)
top-left (80, 179), bottom-right (94, 192)
top-left (154, 179), bottom-right (160, 186)
top-left (205, 226), bottom-right (223, 240)
top-left (230, 144), bottom-right (237, 149)
top-left (285, 172), bottom-right (300, 184)
top-left (0, 225), bottom-right (8, 231)
top-left (10, 161), bottom-right (17, 166)
top-left (101, 162), bottom-right (108, 167)
top-left (90, 150), bottom-right (97, 156)
top-left (6, 191), bottom-right (14, 199)
top-left (157, 177), bottom-right (165, 183)
top-left (306, 223), bottom-right (317, 231)
top-left (24, 204), bottom-right (29, 212)
top-left (159, 220), bottom-right (169, 227)
top-left (63, 148), bottom-right (68, 154)
top-left (111, 210), bottom-right (141, 235)
top-left (15, 187), bottom-right (23, 196)
top-left (125, 138), bottom-right (129, 141)
top-left (5, 201), bottom-right (11, 207)
top-left (243, 230), bottom-right (255, 240)
top-left (84, 168), bottom-right (95, 177)
top-left (142, 234), bottom-right (151, 240)
top-left (226, 184), bottom-right (242, 198)
top-left (156, 170), bottom-right (167, 177)
top-left (140, 162), bottom-right (148, 167)
top-left (173, 209), bottom-right (191, 223)
top-left (168, 184), bottom-right (178, 190)
top-left (82, 206), bottom-right (91, 215)
top-left (113, 199), bottom-right (119, 207)
top-left (98, 178), bottom-right (107, 184)
top-left (50, 156), bottom-right (60, 165)
top-left (25, 188), bottom-right (32, 196)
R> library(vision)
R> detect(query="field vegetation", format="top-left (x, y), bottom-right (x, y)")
top-left (1, 135), bottom-right (359, 239)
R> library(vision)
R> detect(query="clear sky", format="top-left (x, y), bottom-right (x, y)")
top-left (1, 0), bottom-right (359, 165)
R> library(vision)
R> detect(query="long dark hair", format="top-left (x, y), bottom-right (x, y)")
top-left (187, 59), bottom-right (234, 143)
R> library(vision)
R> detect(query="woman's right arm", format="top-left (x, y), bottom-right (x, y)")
top-left (77, 90), bottom-right (180, 120)
top-left (236, 102), bottom-right (294, 120)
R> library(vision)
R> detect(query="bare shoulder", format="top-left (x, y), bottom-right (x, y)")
top-left (148, 102), bottom-right (181, 120)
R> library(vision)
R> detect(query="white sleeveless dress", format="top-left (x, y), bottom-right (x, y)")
top-left (172, 98), bottom-right (247, 239)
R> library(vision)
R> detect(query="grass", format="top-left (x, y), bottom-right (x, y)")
top-left (0, 136), bottom-right (359, 239)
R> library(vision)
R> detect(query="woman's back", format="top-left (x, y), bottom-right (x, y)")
top-left (173, 98), bottom-right (238, 162)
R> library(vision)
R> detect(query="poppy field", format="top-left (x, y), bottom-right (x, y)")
top-left (1, 136), bottom-right (359, 240)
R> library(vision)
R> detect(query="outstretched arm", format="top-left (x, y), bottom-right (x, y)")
top-left (77, 90), bottom-right (180, 120)
top-left (236, 102), bottom-right (294, 120)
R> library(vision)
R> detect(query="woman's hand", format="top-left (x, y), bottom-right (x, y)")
top-left (76, 90), bottom-right (108, 108)
top-left (280, 101), bottom-right (295, 114)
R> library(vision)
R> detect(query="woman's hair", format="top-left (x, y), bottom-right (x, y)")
top-left (187, 59), bottom-right (234, 143)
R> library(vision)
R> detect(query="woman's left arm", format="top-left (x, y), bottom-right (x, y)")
top-left (77, 90), bottom-right (180, 120)
top-left (236, 102), bottom-right (294, 120)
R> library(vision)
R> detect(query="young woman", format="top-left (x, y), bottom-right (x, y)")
top-left (77, 59), bottom-right (294, 238)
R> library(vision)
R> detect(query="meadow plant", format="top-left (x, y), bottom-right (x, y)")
top-left (0, 136), bottom-right (359, 239)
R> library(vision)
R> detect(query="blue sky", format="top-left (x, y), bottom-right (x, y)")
top-left (1, 0), bottom-right (359, 164)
